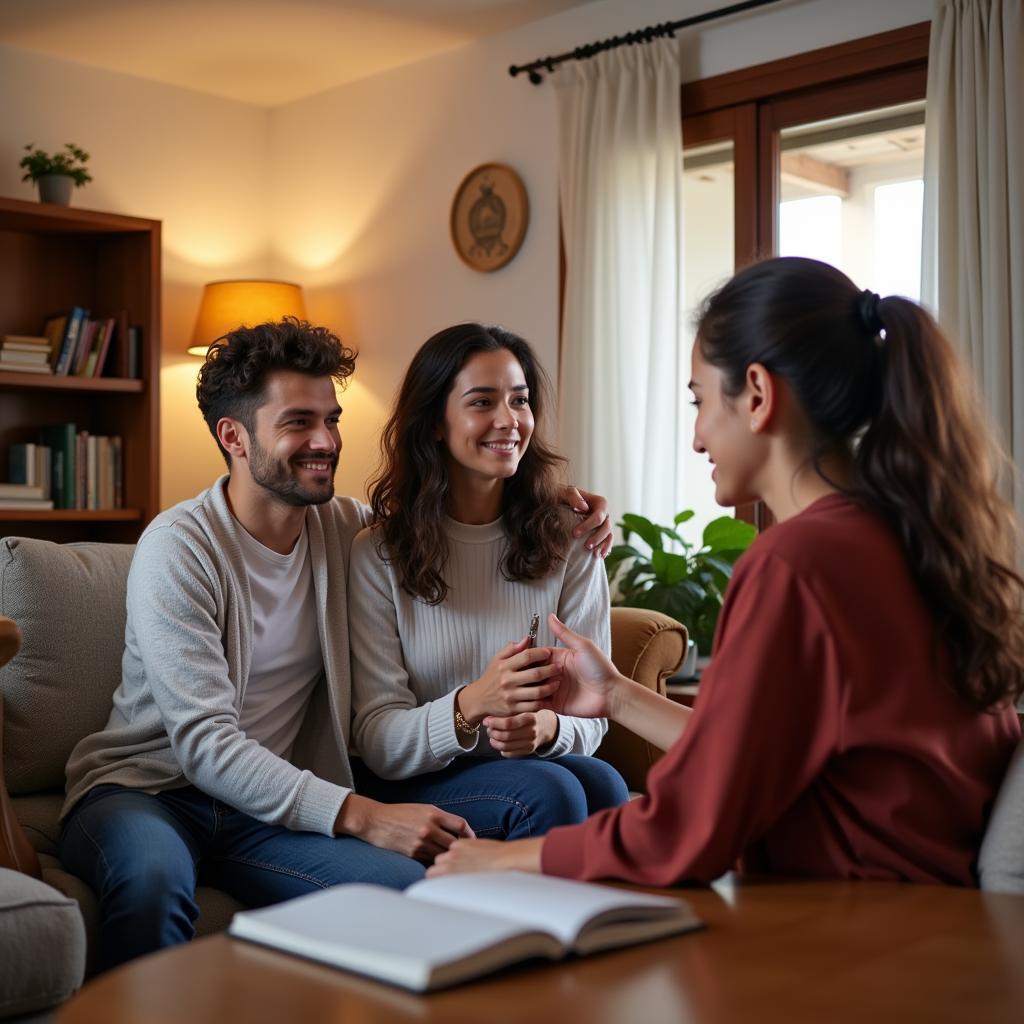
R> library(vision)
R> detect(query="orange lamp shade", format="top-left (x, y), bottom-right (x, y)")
top-left (188, 280), bottom-right (307, 356)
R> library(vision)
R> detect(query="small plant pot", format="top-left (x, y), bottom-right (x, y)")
top-left (37, 175), bottom-right (74, 206)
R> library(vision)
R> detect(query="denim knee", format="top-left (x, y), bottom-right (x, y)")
top-left (520, 762), bottom-right (590, 834)
top-left (556, 755), bottom-right (631, 813)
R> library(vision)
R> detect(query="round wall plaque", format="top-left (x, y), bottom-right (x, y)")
top-left (450, 163), bottom-right (529, 273)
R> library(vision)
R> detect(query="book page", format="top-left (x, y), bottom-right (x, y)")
top-left (406, 872), bottom-right (696, 949)
top-left (229, 884), bottom-right (561, 991)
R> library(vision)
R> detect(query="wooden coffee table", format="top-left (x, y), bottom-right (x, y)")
top-left (57, 878), bottom-right (1024, 1024)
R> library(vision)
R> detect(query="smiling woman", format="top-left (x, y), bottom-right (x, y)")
top-left (346, 322), bottom-right (629, 847)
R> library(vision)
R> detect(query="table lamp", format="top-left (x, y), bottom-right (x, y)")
top-left (188, 280), bottom-right (307, 356)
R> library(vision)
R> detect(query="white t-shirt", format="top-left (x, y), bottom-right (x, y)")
top-left (237, 523), bottom-right (322, 760)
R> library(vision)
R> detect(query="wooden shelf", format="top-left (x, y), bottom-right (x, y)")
top-left (0, 195), bottom-right (160, 544)
top-left (0, 508), bottom-right (142, 522)
top-left (0, 372), bottom-right (143, 393)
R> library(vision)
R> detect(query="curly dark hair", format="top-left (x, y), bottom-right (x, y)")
top-left (368, 323), bottom-right (568, 604)
top-left (196, 316), bottom-right (356, 466)
top-left (697, 256), bottom-right (1024, 711)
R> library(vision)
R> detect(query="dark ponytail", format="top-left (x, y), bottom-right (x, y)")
top-left (697, 257), bottom-right (1024, 711)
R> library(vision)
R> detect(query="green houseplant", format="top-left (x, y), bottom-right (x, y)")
top-left (19, 143), bottom-right (92, 206)
top-left (606, 510), bottom-right (757, 657)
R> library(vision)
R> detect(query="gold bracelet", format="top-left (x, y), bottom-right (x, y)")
top-left (454, 707), bottom-right (479, 736)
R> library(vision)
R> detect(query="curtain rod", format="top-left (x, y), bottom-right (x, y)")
top-left (510, 0), bottom-right (788, 84)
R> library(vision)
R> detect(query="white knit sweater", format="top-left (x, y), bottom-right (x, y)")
top-left (348, 516), bottom-right (610, 780)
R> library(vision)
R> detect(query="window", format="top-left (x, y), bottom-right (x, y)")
top-left (679, 23), bottom-right (929, 526)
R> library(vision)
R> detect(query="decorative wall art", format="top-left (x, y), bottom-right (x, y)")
top-left (450, 163), bottom-right (529, 272)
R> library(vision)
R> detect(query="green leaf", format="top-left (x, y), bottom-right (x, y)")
top-left (651, 549), bottom-right (689, 585)
top-left (674, 510), bottom-right (695, 525)
top-left (658, 525), bottom-right (688, 548)
top-left (702, 516), bottom-right (757, 554)
top-left (701, 555), bottom-right (737, 578)
top-left (620, 514), bottom-right (663, 552)
top-left (631, 585), bottom-right (697, 625)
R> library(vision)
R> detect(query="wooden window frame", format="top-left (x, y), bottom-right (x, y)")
top-left (680, 22), bottom-right (930, 527)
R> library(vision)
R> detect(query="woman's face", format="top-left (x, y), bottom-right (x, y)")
top-left (440, 348), bottom-right (535, 485)
top-left (690, 343), bottom-right (761, 508)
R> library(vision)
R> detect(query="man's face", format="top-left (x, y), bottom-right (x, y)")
top-left (241, 370), bottom-right (341, 506)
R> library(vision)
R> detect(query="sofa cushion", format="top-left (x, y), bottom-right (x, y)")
top-left (0, 866), bottom-right (86, 1018)
top-left (0, 539), bottom-right (134, 795)
top-left (12, 793), bottom-right (63, 857)
top-left (979, 737), bottom-right (1024, 893)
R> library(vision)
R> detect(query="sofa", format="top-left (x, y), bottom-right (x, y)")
top-left (0, 535), bottom-right (686, 1016)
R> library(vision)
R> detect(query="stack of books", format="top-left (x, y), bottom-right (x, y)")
top-left (0, 482), bottom-right (53, 511)
top-left (9, 429), bottom-right (123, 510)
top-left (0, 334), bottom-right (53, 374)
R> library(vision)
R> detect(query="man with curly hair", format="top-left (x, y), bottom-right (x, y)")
top-left (57, 318), bottom-right (612, 971)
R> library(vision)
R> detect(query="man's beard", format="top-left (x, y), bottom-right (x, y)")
top-left (248, 439), bottom-right (336, 506)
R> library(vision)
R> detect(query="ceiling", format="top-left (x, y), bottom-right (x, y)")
top-left (0, 0), bottom-right (600, 107)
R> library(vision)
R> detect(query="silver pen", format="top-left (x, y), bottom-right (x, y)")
top-left (526, 612), bottom-right (540, 649)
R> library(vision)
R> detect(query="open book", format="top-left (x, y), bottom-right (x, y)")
top-left (229, 871), bottom-right (702, 991)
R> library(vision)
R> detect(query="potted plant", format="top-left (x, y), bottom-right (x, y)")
top-left (606, 510), bottom-right (757, 670)
top-left (19, 143), bottom-right (92, 206)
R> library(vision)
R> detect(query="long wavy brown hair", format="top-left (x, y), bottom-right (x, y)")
top-left (697, 257), bottom-right (1024, 711)
top-left (368, 323), bottom-right (568, 604)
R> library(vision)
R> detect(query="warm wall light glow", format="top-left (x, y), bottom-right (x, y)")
top-left (188, 280), bottom-right (307, 356)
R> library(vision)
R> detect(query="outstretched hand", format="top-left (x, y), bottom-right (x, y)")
top-left (542, 613), bottom-right (624, 719)
top-left (427, 837), bottom-right (544, 877)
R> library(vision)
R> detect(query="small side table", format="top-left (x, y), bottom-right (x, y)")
top-left (665, 682), bottom-right (699, 708)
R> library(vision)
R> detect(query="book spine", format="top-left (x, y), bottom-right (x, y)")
top-left (75, 432), bottom-right (85, 509)
top-left (92, 318), bottom-right (116, 377)
top-left (55, 308), bottom-right (86, 376)
top-left (38, 447), bottom-right (51, 501)
top-left (84, 433), bottom-right (95, 510)
top-left (8, 443), bottom-right (31, 485)
top-left (43, 316), bottom-right (67, 366)
top-left (74, 320), bottom-right (99, 376)
top-left (98, 436), bottom-right (110, 508)
top-left (112, 436), bottom-right (123, 508)
top-left (39, 424), bottom-right (76, 509)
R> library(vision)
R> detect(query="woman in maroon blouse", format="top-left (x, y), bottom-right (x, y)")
top-left (428, 256), bottom-right (1024, 887)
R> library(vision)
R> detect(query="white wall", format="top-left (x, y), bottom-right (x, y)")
top-left (270, 0), bottom-right (935, 501)
top-left (0, 43), bottom-right (271, 509)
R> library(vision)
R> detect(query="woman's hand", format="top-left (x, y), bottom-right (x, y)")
top-left (562, 486), bottom-right (614, 558)
top-left (483, 710), bottom-right (559, 757)
top-left (543, 613), bottom-right (625, 719)
top-left (427, 837), bottom-right (545, 877)
top-left (458, 637), bottom-right (561, 724)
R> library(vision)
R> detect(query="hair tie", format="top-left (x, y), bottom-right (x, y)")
top-left (858, 289), bottom-right (883, 336)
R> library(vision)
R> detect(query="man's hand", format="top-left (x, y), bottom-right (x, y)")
top-left (335, 794), bottom-right (474, 862)
top-left (483, 710), bottom-right (559, 757)
top-left (458, 638), bottom-right (561, 724)
top-left (427, 837), bottom-right (545, 877)
top-left (542, 613), bottom-right (622, 719)
top-left (561, 486), bottom-right (613, 558)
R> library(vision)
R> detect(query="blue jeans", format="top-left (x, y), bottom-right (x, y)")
top-left (59, 784), bottom-right (424, 973)
top-left (351, 754), bottom-right (629, 839)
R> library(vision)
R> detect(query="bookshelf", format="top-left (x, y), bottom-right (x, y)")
top-left (0, 196), bottom-right (160, 543)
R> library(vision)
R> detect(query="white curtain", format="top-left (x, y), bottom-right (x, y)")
top-left (555, 38), bottom-right (685, 529)
top-left (922, 0), bottom-right (1024, 521)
